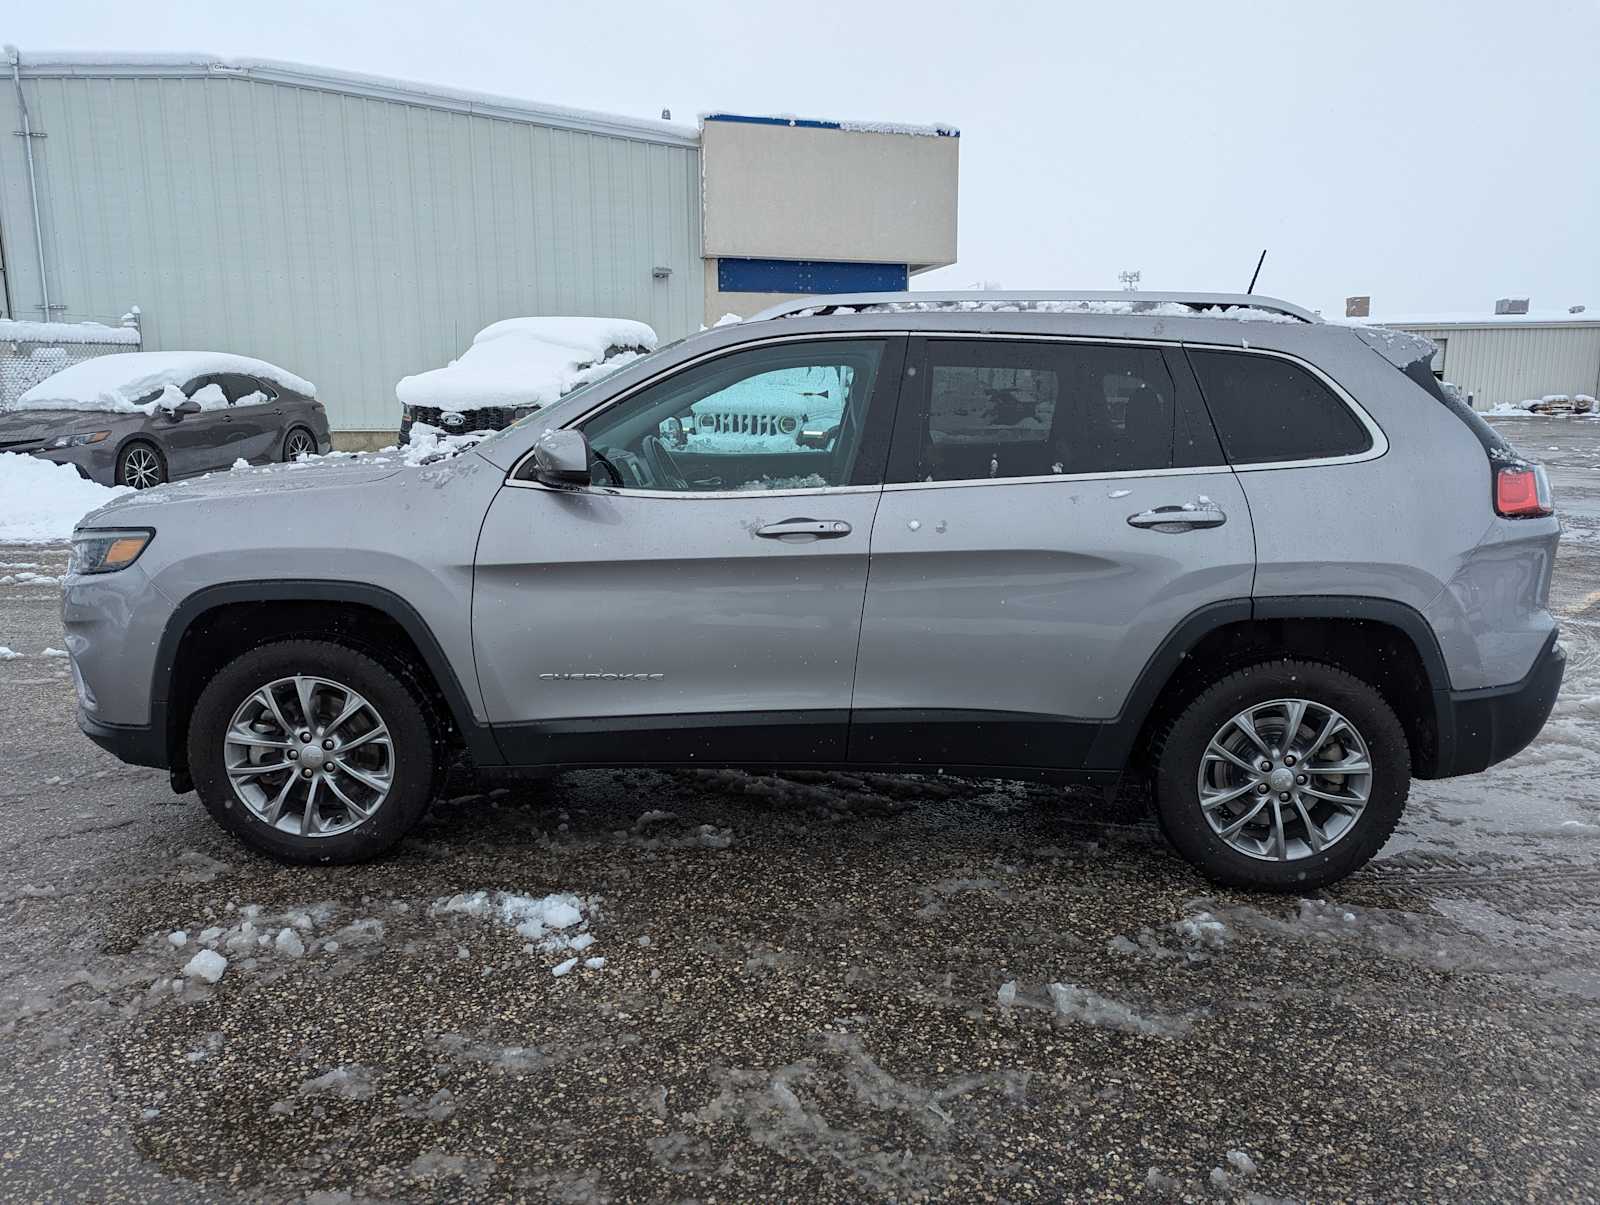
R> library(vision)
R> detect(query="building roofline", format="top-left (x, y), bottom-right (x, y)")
top-left (702, 112), bottom-right (958, 137)
top-left (8, 50), bottom-right (702, 148)
top-left (1375, 313), bottom-right (1598, 330)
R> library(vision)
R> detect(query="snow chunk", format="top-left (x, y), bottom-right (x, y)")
top-left (41, 647), bottom-right (68, 658)
top-left (395, 316), bottom-right (655, 412)
top-left (551, 957), bottom-right (579, 977)
top-left (583, 957), bottom-right (605, 970)
top-left (12, 351), bottom-right (315, 413)
top-left (274, 927), bottom-right (306, 959)
top-left (0, 452), bottom-right (132, 542)
top-left (0, 648), bottom-right (19, 660)
top-left (997, 980), bottom-right (1017, 1008)
top-left (181, 949), bottom-right (227, 984)
top-left (167, 931), bottom-right (188, 948)
top-left (398, 422), bottom-right (492, 467)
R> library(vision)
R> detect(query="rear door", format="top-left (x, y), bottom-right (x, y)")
top-left (472, 336), bottom-right (905, 767)
top-left (220, 374), bottom-right (283, 462)
top-left (850, 335), bottom-right (1255, 772)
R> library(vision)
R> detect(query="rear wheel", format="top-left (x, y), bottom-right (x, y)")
top-left (187, 640), bottom-right (436, 864)
top-left (282, 426), bottom-right (317, 461)
top-left (116, 440), bottom-right (167, 489)
top-left (1152, 659), bottom-right (1409, 891)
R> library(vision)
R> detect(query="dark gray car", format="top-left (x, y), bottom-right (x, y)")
top-left (0, 351), bottom-right (331, 487)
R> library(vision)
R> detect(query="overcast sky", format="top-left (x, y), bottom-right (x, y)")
top-left (9, 0), bottom-right (1597, 317)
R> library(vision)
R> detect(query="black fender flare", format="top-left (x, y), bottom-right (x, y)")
top-left (1086, 595), bottom-right (1452, 769)
top-left (152, 579), bottom-right (502, 767)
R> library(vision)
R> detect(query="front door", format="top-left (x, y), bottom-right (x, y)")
top-left (472, 335), bottom-right (905, 768)
top-left (850, 335), bottom-right (1255, 772)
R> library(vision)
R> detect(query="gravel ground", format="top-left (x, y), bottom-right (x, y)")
top-left (2, 416), bottom-right (1599, 1202)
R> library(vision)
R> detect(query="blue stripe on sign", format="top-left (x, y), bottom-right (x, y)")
top-left (717, 258), bottom-right (910, 295)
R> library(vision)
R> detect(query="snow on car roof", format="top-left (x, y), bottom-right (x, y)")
top-left (395, 317), bottom-right (658, 411)
top-left (12, 351), bottom-right (316, 413)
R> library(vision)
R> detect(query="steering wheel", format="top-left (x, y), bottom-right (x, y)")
top-left (589, 446), bottom-right (625, 487)
top-left (640, 435), bottom-right (689, 491)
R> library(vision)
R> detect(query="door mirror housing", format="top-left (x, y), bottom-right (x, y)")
top-left (531, 429), bottom-right (593, 486)
top-left (167, 399), bottom-right (203, 419)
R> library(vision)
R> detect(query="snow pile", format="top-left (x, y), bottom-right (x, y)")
top-left (395, 316), bottom-right (656, 412)
top-left (0, 317), bottom-right (141, 345)
top-left (1173, 910), bottom-right (1229, 950)
top-left (0, 452), bottom-right (130, 542)
top-left (0, 570), bottom-right (61, 586)
top-left (431, 890), bottom-right (601, 969)
top-left (1488, 402), bottom-right (1538, 417)
top-left (399, 422), bottom-right (493, 466)
top-left (12, 351), bottom-right (314, 413)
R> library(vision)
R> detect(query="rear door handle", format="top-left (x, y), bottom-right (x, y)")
top-left (1127, 505), bottom-right (1227, 531)
top-left (755, 517), bottom-right (853, 540)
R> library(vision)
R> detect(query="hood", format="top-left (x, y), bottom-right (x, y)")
top-left (0, 408), bottom-right (112, 443)
top-left (84, 456), bottom-right (404, 525)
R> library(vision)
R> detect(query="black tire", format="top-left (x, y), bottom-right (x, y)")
top-left (116, 440), bottom-right (168, 489)
top-left (187, 639), bottom-right (436, 864)
top-left (282, 426), bottom-right (317, 461)
top-left (1151, 659), bottom-right (1409, 892)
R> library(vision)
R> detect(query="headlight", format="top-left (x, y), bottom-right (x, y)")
top-left (45, 430), bottom-right (110, 450)
top-left (777, 416), bottom-right (798, 434)
top-left (69, 529), bottom-right (154, 575)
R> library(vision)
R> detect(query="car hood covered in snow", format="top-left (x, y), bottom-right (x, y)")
top-left (12, 351), bottom-right (316, 413)
top-left (395, 316), bottom-right (656, 413)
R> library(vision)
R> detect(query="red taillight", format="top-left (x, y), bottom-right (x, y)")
top-left (1495, 464), bottom-right (1553, 518)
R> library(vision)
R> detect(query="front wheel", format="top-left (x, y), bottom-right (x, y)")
top-left (187, 640), bottom-right (437, 864)
top-left (1152, 660), bottom-right (1410, 891)
top-left (116, 440), bottom-right (167, 489)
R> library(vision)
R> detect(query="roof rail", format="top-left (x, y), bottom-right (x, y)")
top-left (748, 290), bottom-right (1321, 324)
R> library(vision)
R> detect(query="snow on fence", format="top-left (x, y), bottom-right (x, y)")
top-left (0, 315), bottom-right (142, 409)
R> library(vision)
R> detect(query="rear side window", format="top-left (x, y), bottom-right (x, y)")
top-left (1187, 350), bottom-right (1371, 465)
top-left (893, 339), bottom-right (1221, 483)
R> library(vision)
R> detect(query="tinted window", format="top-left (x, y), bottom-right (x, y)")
top-left (896, 340), bottom-right (1211, 483)
top-left (578, 340), bottom-right (887, 492)
top-left (1188, 350), bottom-right (1371, 465)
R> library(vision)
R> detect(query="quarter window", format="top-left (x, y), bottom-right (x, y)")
top-left (896, 340), bottom-right (1214, 483)
top-left (577, 340), bottom-right (889, 492)
top-left (1187, 350), bottom-right (1371, 465)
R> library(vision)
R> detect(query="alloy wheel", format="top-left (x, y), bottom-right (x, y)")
top-left (285, 429), bottom-right (316, 459)
top-left (1196, 697), bottom-right (1373, 861)
top-left (222, 674), bottom-right (394, 837)
top-left (123, 446), bottom-right (163, 489)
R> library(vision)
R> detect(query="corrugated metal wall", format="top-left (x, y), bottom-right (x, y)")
top-left (0, 71), bottom-right (703, 431)
top-left (1389, 323), bottom-right (1600, 409)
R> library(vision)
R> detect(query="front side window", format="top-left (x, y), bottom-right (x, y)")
top-left (1187, 349), bottom-right (1372, 465)
top-left (577, 340), bottom-right (889, 492)
top-left (894, 339), bottom-right (1214, 483)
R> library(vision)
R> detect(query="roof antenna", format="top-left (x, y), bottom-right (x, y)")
top-left (1246, 248), bottom-right (1267, 294)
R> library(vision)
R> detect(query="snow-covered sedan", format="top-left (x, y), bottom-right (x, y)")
top-left (395, 317), bottom-right (656, 442)
top-left (0, 352), bottom-right (329, 488)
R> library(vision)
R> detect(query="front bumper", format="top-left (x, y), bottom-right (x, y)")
top-left (1427, 629), bottom-right (1565, 778)
top-left (79, 707), bottom-right (168, 769)
top-left (26, 444), bottom-right (115, 485)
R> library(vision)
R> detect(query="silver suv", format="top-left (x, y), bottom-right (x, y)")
top-left (62, 292), bottom-right (1564, 891)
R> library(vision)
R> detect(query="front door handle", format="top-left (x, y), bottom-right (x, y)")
top-left (755, 517), bottom-right (852, 540)
top-left (1127, 505), bottom-right (1227, 531)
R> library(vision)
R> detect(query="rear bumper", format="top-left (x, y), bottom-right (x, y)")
top-left (1426, 629), bottom-right (1564, 778)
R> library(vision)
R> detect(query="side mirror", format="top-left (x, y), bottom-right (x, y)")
top-left (531, 429), bottom-right (593, 486)
top-left (168, 399), bottom-right (203, 419)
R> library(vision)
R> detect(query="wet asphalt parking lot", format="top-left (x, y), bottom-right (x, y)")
top-left (2, 416), bottom-right (1599, 1202)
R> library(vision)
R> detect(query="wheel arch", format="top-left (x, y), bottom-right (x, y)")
top-left (154, 581), bottom-right (501, 777)
top-left (1092, 596), bottom-right (1453, 778)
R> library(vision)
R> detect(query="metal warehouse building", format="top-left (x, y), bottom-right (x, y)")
top-left (0, 50), bottom-right (958, 443)
top-left (1376, 308), bottom-right (1599, 411)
